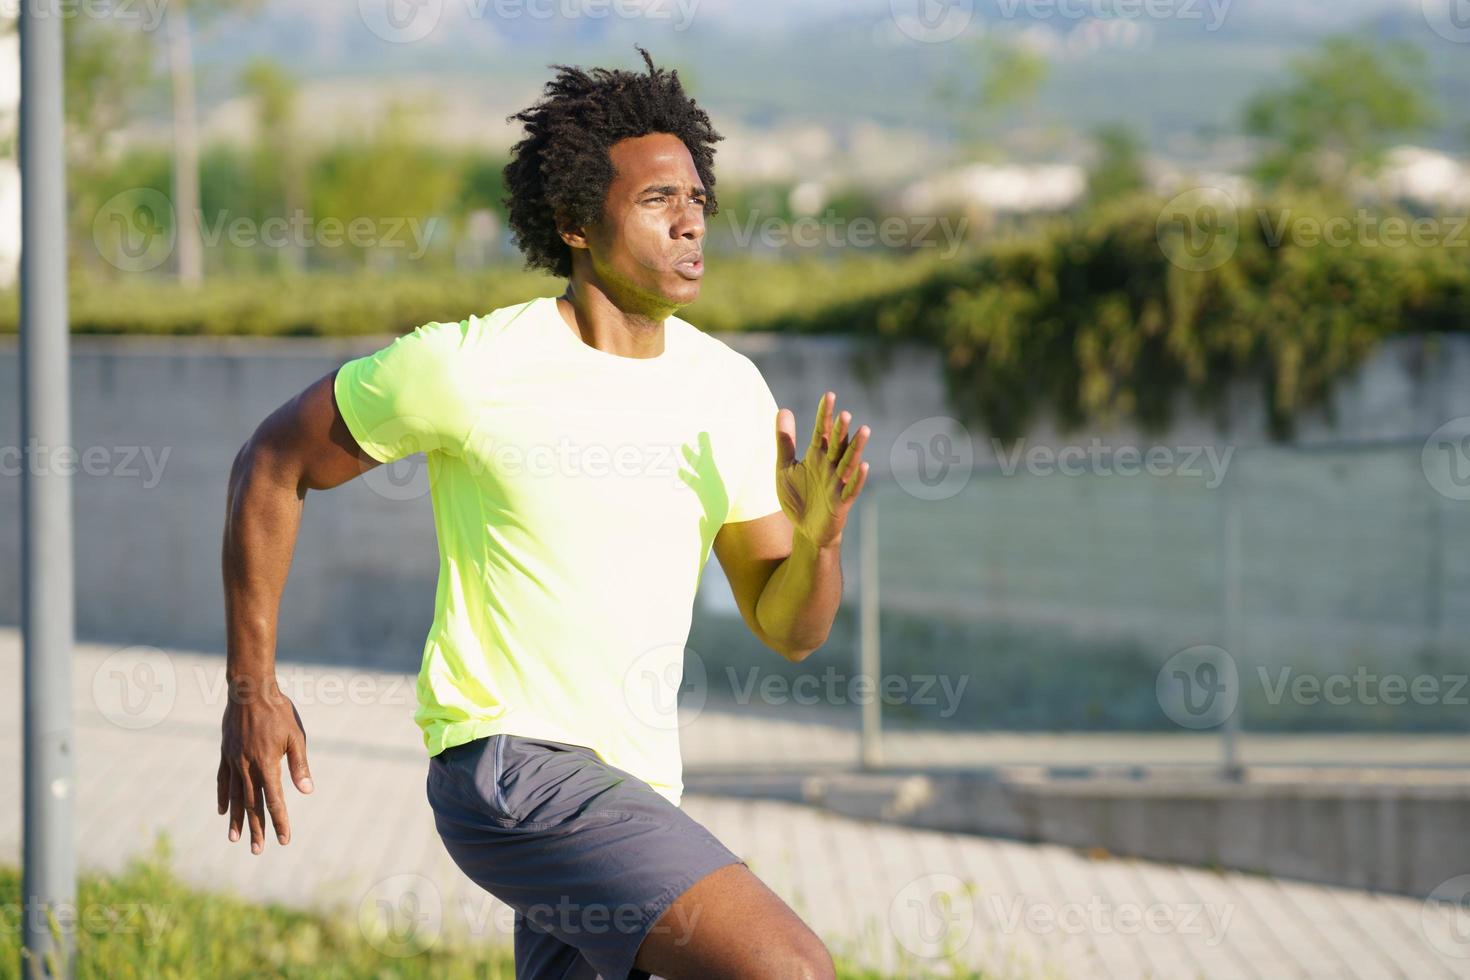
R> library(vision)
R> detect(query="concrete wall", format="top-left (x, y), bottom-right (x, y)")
top-left (796, 769), bottom-right (1470, 899)
top-left (3, 330), bottom-right (1470, 681)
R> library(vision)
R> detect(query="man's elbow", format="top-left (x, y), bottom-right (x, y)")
top-left (767, 632), bottom-right (827, 664)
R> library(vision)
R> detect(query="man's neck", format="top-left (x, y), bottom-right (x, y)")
top-left (556, 282), bottom-right (670, 360)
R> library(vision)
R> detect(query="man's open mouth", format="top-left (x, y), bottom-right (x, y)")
top-left (672, 253), bottom-right (704, 279)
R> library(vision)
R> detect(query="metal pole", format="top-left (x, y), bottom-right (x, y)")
top-left (19, 0), bottom-right (75, 976)
top-left (858, 485), bottom-right (882, 770)
top-left (1220, 460), bottom-right (1243, 782)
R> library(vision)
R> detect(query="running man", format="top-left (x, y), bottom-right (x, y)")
top-left (218, 47), bottom-right (870, 980)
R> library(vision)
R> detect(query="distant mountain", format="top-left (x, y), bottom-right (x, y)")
top-left (178, 0), bottom-right (1468, 168)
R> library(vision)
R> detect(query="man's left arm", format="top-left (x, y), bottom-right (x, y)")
top-left (713, 391), bottom-right (871, 663)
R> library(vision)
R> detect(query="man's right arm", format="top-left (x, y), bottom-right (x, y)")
top-left (217, 368), bottom-right (379, 856)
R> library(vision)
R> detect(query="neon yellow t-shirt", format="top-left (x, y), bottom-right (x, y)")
top-left (332, 295), bottom-right (783, 807)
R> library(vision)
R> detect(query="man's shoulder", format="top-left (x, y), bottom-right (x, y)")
top-left (667, 312), bottom-right (761, 376)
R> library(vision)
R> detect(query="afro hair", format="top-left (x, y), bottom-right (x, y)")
top-left (502, 45), bottom-right (723, 279)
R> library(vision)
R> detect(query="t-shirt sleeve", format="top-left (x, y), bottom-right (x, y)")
top-left (723, 364), bottom-right (784, 525)
top-left (332, 319), bottom-right (473, 464)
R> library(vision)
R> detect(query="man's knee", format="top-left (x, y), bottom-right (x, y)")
top-left (763, 930), bottom-right (836, 980)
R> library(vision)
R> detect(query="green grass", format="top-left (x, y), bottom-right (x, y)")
top-left (0, 832), bottom-right (985, 979)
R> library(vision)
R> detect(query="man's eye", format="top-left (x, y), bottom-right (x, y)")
top-left (644, 196), bottom-right (667, 204)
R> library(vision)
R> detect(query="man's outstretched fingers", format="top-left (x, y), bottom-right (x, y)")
top-left (287, 731), bottom-right (315, 795)
top-left (248, 770), bottom-right (267, 854)
top-left (217, 755), bottom-right (230, 816)
top-left (809, 391), bottom-right (833, 453)
top-left (228, 765), bottom-right (244, 842)
top-left (263, 766), bottom-right (291, 846)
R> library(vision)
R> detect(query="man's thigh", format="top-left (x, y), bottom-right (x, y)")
top-left (633, 862), bottom-right (836, 980)
top-left (428, 733), bottom-right (755, 979)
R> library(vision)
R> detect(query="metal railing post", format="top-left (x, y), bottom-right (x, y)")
top-left (859, 484), bottom-right (882, 770)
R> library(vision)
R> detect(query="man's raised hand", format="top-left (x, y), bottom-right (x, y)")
top-left (774, 390), bottom-right (872, 548)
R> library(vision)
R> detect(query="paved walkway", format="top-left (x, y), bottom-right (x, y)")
top-left (3, 630), bottom-right (1469, 978)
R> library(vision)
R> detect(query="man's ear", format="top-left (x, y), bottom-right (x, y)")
top-left (556, 212), bottom-right (590, 251)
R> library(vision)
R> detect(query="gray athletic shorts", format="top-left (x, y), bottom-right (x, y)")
top-left (426, 732), bottom-right (746, 980)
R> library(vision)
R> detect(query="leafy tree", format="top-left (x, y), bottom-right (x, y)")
top-left (240, 58), bottom-right (305, 271)
top-left (1243, 35), bottom-right (1436, 193)
top-left (164, 0), bottom-right (262, 284)
top-left (1086, 124), bottom-right (1148, 205)
top-left (934, 35), bottom-right (1049, 160)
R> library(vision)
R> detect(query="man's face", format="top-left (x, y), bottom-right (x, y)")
top-left (570, 132), bottom-right (708, 312)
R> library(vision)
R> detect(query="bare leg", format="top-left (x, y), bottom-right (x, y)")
top-left (633, 862), bottom-right (836, 980)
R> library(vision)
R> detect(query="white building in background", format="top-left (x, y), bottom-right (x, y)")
top-left (0, 28), bottom-right (20, 288)
top-left (898, 161), bottom-right (1088, 216)
top-left (1372, 145), bottom-right (1470, 210)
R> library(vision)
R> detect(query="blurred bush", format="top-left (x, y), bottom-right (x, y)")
top-left (759, 193), bottom-right (1470, 440)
